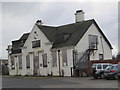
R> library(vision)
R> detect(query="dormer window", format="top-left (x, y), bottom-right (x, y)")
top-left (32, 40), bottom-right (41, 48)
top-left (55, 33), bottom-right (71, 44)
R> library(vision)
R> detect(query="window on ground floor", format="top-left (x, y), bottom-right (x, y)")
top-left (51, 51), bottom-right (57, 67)
top-left (26, 54), bottom-right (30, 68)
top-left (18, 55), bottom-right (22, 69)
top-left (62, 49), bottom-right (68, 66)
top-left (11, 56), bottom-right (15, 69)
top-left (42, 53), bottom-right (47, 67)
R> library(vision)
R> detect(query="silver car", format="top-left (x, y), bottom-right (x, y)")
top-left (117, 62), bottom-right (120, 79)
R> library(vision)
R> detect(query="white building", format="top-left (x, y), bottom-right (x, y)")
top-left (7, 10), bottom-right (112, 76)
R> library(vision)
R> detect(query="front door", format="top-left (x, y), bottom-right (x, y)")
top-left (33, 53), bottom-right (39, 75)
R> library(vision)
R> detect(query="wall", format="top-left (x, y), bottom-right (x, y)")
top-left (51, 47), bottom-right (74, 76)
top-left (21, 24), bottom-right (53, 76)
top-left (76, 23), bottom-right (112, 60)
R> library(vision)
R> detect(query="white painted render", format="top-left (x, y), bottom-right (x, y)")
top-left (21, 24), bottom-right (53, 75)
top-left (76, 23), bottom-right (112, 60)
top-left (8, 23), bottom-right (112, 76)
top-left (75, 10), bottom-right (85, 22)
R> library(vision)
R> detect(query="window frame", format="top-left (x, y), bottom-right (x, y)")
top-left (62, 49), bottom-right (68, 66)
top-left (32, 40), bottom-right (41, 48)
top-left (11, 56), bottom-right (15, 69)
top-left (42, 53), bottom-right (47, 67)
top-left (26, 54), bottom-right (30, 69)
top-left (51, 51), bottom-right (57, 67)
top-left (99, 54), bottom-right (103, 60)
top-left (18, 55), bottom-right (22, 69)
top-left (89, 35), bottom-right (98, 49)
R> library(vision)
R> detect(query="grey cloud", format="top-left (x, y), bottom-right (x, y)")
top-left (2, 2), bottom-right (118, 58)
top-left (2, 2), bottom-right (42, 17)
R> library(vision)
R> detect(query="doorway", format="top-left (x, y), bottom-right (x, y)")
top-left (33, 52), bottom-right (39, 75)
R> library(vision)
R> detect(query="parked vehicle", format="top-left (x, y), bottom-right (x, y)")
top-left (104, 64), bottom-right (118, 80)
top-left (117, 62), bottom-right (120, 79)
top-left (92, 63), bottom-right (112, 79)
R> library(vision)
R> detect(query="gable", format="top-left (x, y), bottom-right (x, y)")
top-left (92, 20), bottom-right (113, 49)
top-left (37, 19), bottom-right (94, 48)
top-left (11, 33), bottom-right (29, 54)
top-left (23, 24), bottom-right (52, 52)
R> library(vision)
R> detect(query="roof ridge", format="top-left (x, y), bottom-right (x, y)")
top-left (36, 19), bottom-right (94, 28)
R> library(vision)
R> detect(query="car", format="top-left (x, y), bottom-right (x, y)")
top-left (117, 62), bottom-right (120, 79)
top-left (92, 63), bottom-right (112, 79)
top-left (104, 64), bottom-right (118, 80)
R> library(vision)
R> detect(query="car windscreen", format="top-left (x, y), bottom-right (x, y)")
top-left (103, 65), bottom-right (109, 69)
top-left (113, 65), bottom-right (118, 70)
top-left (106, 66), bottom-right (114, 70)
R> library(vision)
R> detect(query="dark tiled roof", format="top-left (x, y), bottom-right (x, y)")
top-left (11, 19), bottom-right (112, 54)
top-left (53, 19), bottom-right (93, 48)
top-left (36, 25), bottom-right (56, 42)
top-left (12, 33), bottom-right (30, 54)
top-left (37, 19), bottom-right (112, 49)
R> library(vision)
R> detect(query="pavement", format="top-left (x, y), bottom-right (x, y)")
top-left (1, 75), bottom-right (48, 79)
top-left (1, 75), bottom-right (119, 88)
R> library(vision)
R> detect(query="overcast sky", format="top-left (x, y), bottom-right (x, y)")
top-left (1, 1), bottom-right (118, 59)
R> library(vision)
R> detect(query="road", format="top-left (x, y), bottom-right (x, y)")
top-left (1, 76), bottom-right (119, 88)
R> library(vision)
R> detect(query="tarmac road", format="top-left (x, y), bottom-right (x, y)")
top-left (1, 76), bottom-right (119, 88)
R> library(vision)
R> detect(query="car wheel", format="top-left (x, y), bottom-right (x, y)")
top-left (94, 76), bottom-right (98, 79)
top-left (114, 74), bottom-right (118, 80)
top-left (100, 74), bottom-right (104, 79)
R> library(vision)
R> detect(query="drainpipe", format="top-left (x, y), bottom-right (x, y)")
top-left (100, 36), bottom-right (104, 59)
top-left (15, 56), bottom-right (18, 75)
top-left (58, 50), bottom-right (61, 76)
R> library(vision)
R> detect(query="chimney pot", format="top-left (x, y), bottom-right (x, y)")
top-left (36, 20), bottom-right (43, 25)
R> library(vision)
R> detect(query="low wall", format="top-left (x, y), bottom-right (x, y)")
top-left (75, 59), bottom-right (119, 77)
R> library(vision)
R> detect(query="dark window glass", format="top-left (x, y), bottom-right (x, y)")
top-left (33, 53), bottom-right (39, 72)
top-left (97, 65), bottom-right (101, 69)
top-left (11, 56), bottom-right (15, 69)
top-left (18, 55), bottom-right (22, 69)
top-left (26, 55), bottom-right (30, 68)
top-left (106, 66), bottom-right (114, 70)
top-left (55, 33), bottom-right (70, 44)
top-left (103, 65), bottom-right (108, 69)
top-left (42, 53), bottom-right (47, 67)
top-left (114, 65), bottom-right (118, 70)
top-left (99, 54), bottom-right (103, 60)
top-left (32, 40), bottom-right (40, 48)
top-left (89, 35), bottom-right (98, 49)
